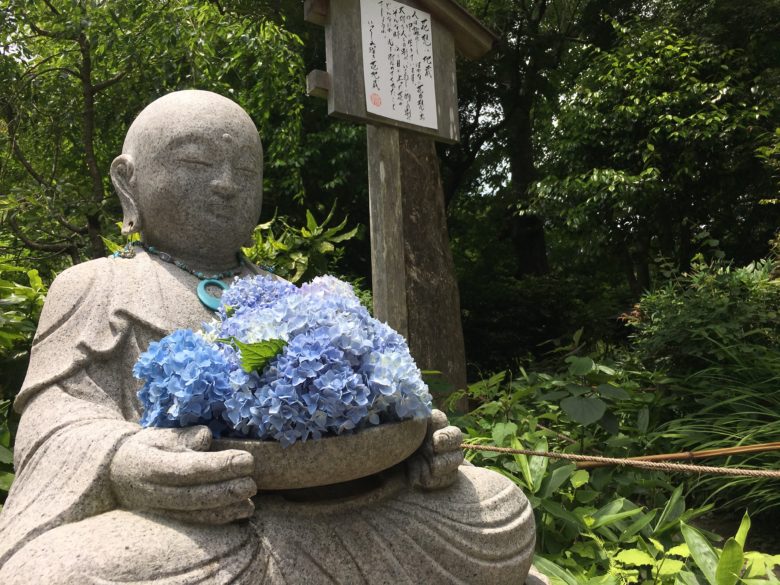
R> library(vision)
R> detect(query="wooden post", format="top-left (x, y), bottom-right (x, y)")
top-left (366, 125), bottom-right (408, 336)
top-left (366, 125), bottom-right (467, 392)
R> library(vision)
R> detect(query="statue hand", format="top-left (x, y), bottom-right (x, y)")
top-left (110, 426), bottom-right (256, 524)
top-left (407, 409), bottom-right (463, 491)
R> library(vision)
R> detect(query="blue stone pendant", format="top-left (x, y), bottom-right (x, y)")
top-left (197, 279), bottom-right (228, 311)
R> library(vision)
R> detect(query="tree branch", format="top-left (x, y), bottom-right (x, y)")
top-left (23, 66), bottom-right (81, 81)
top-left (42, 0), bottom-right (61, 15)
top-left (55, 214), bottom-right (89, 235)
top-left (27, 21), bottom-right (72, 41)
top-left (10, 140), bottom-right (47, 186)
top-left (92, 69), bottom-right (128, 94)
top-left (7, 213), bottom-right (75, 253)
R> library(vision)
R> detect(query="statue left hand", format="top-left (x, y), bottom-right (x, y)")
top-left (407, 409), bottom-right (463, 491)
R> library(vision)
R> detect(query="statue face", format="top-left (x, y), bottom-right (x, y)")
top-left (118, 91), bottom-right (264, 261)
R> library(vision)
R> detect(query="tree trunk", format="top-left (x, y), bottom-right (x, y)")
top-left (504, 96), bottom-right (549, 276)
top-left (398, 130), bottom-right (468, 395)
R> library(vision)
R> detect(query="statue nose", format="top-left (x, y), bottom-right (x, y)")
top-left (210, 165), bottom-right (238, 198)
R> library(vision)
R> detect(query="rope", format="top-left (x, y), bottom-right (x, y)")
top-left (461, 444), bottom-right (780, 479)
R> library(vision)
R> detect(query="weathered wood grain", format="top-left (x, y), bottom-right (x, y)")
top-left (367, 124), bottom-right (408, 336)
top-left (306, 69), bottom-right (330, 98)
top-left (398, 129), bottom-right (467, 393)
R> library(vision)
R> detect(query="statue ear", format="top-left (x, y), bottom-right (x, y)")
top-left (110, 154), bottom-right (140, 235)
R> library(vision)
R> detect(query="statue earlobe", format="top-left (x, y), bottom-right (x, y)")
top-left (110, 154), bottom-right (140, 235)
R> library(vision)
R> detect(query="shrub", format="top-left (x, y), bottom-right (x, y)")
top-left (628, 254), bottom-right (780, 376)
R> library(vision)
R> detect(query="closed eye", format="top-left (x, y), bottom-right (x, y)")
top-left (178, 158), bottom-right (212, 167)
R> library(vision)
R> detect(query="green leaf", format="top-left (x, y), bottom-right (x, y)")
top-left (329, 226), bottom-right (359, 243)
top-left (591, 508), bottom-right (643, 529)
top-left (0, 444), bottom-right (12, 464)
top-left (305, 209), bottom-right (318, 232)
top-left (620, 510), bottom-right (657, 541)
top-left (0, 471), bottom-right (14, 491)
top-left (654, 484), bottom-right (684, 535)
top-left (529, 437), bottom-right (549, 493)
top-left (533, 555), bottom-right (580, 585)
top-left (560, 396), bottom-right (606, 426)
top-left (681, 522), bottom-right (719, 585)
top-left (668, 543), bottom-right (691, 558)
top-left (491, 422), bottom-right (517, 446)
top-left (316, 241), bottom-right (335, 254)
top-left (614, 549), bottom-right (655, 567)
top-left (676, 570), bottom-right (703, 585)
top-left (570, 469), bottom-right (589, 488)
top-left (27, 269), bottom-right (42, 290)
top-left (596, 384), bottom-right (630, 400)
top-left (540, 498), bottom-right (583, 529)
top-left (537, 390), bottom-right (569, 401)
top-left (637, 407), bottom-right (649, 434)
top-left (540, 463), bottom-right (576, 498)
top-left (734, 512), bottom-right (750, 549)
top-left (230, 338), bottom-right (287, 373)
top-left (566, 356), bottom-right (595, 376)
top-left (510, 436), bottom-right (533, 489)
top-left (715, 538), bottom-right (743, 585)
top-left (657, 559), bottom-right (686, 576)
top-left (566, 383), bottom-right (591, 397)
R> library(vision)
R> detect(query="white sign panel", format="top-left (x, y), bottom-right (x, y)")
top-left (360, 0), bottom-right (438, 129)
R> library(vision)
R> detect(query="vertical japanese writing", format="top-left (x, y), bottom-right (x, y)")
top-left (360, 0), bottom-right (438, 130)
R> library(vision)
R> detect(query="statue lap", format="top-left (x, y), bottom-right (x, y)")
top-left (1, 465), bottom-right (533, 585)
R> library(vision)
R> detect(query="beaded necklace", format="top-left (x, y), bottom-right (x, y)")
top-left (114, 240), bottom-right (244, 311)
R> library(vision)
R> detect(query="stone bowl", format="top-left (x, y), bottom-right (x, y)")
top-left (211, 418), bottom-right (428, 490)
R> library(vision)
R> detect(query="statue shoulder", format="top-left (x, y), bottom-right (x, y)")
top-left (48, 257), bottom-right (109, 294)
top-left (36, 257), bottom-right (129, 342)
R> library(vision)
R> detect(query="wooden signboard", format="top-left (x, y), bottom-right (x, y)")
top-left (304, 0), bottom-right (495, 143)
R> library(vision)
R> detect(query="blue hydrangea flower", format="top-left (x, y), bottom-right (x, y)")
top-left (133, 329), bottom-right (260, 436)
top-left (135, 274), bottom-right (432, 447)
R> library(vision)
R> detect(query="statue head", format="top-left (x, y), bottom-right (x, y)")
top-left (111, 90), bottom-right (263, 267)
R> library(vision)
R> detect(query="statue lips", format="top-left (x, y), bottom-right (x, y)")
top-left (207, 201), bottom-right (239, 221)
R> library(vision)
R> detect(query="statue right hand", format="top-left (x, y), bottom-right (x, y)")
top-left (110, 426), bottom-right (256, 524)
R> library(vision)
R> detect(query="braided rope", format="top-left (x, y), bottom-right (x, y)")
top-left (461, 444), bottom-right (780, 479)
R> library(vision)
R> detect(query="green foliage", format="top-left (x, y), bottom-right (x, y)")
top-left (242, 204), bottom-right (358, 284)
top-left (1, 1), bottom-right (306, 266)
top-left (533, 20), bottom-right (778, 294)
top-left (0, 399), bottom-right (14, 508)
top-left (627, 254), bottom-right (780, 515)
top-left (629, 255), bottom-right (780, 374)
top-left (677, 514), bottom-right (780, 585)
top-left (450, 360), bottom-right (780, 583)
top-left (0, 262), bottom-right (47, 358)
top-left (0, 260), bottom-right (47, 505)
top-left (0, 261), bottom-right (48, 401)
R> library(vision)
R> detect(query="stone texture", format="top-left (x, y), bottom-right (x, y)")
top-left (212, 418), bottom-right (427, 490)
top-left (0, 90), bottom-right (536, 584)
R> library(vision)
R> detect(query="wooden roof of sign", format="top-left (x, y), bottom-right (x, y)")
top-left (305, 0), bottom-right (498, 143)
top-left (305, 0), bottom-right (497, 60)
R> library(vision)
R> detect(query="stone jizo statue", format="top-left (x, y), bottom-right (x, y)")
top-left (0, 90), bottom-right (534, 584)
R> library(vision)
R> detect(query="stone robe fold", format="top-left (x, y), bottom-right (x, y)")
top-left (0, 252), bottom-right (534, 584)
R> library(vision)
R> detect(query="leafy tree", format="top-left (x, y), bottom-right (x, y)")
top-left (533, 22), bottom-right (778, 295)
top-left (0, 0), bottom-right (305, 269)
top-left (439, 0), bottom-right (644, 277)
